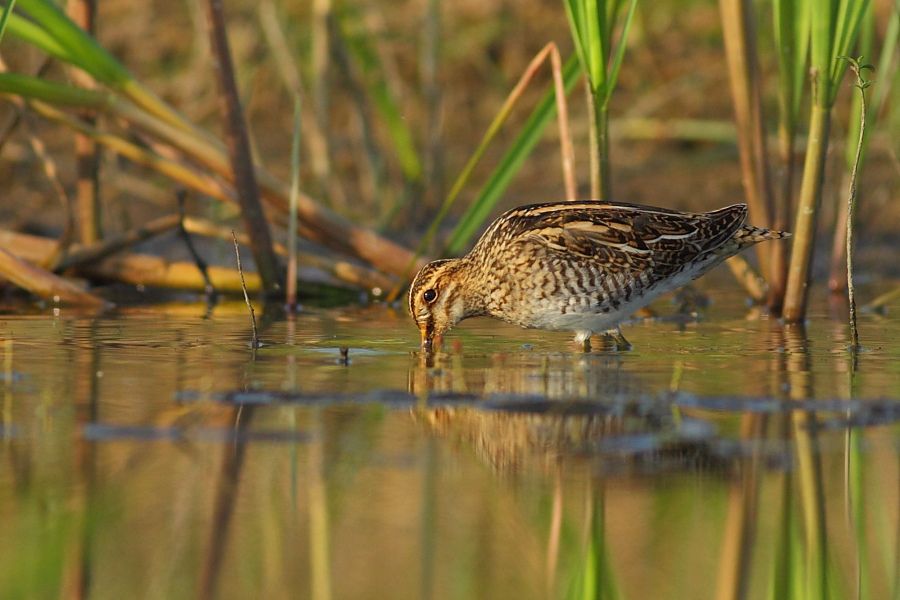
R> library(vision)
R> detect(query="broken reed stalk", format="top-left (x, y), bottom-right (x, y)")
top-left (843, 58), bottom-right (872, 353)
top-left (67, 0), bottom-right (102, 244)
top-left (204, 0), bottom-right (282, 298)
top-left (0, 246), bottom-right (107, 307)
top-left (286, 96), bottom-right (301, 309)
top-left (231, 231), bottom-right (260, 350)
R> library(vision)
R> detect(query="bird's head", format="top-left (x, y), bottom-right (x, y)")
top-left (408, 258), bottom-right (471, 351)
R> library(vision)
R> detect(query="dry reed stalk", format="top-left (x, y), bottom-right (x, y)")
top-left (0, 228), bottom-right (261, 295)
top-left (204, 0), bottom-right (282, 298)
top-left (0, 246), bottom-right (107, 307)
top-left (66, 0), bottom-right (102, 244)
top-left (718, 0), bottom-right (775, 282)
top-left (26, 100), bottom-right (240, 205)
top-left (549, 45), bottom-right (576, 201)
top-left (5, 78), bottom-right (422, 280)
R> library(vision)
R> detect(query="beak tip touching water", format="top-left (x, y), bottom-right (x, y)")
top-left (419, 327), bottom-right (441, 352)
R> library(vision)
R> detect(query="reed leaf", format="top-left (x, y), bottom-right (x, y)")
top-left (0, 73), bottom-right (107, 107)
top-left (0, 0), bottom-right (16, 43)
top-left (8, 0), bottom-right (128, 85)
top-left (782, 0), bottom-right (871, 321)
top-left (335, 5), bottom-right (422, 183)
top-left (443, 55), bottom-right (580, 256)
top-left (4, 0), bottom-right (200, 135)
top-left (564, 0), bottom-right (637, 199)
top-left (4, 12), bottom-right (70, 61)
top-left (773, 0), bottom-right (809, 123)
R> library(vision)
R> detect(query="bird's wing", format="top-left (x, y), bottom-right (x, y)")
top-left (504, 201), bottom-right (747, 283)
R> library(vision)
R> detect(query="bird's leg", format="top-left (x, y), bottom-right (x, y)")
top-left (603, 327), bottom-right (632, 351)
top-left (574, 331), bottom-right (592, 352)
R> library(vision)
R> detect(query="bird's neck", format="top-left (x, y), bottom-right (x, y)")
top-left (449, 257), bottom-right (488, 319)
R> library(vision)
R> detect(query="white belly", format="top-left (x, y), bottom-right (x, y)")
top-left (522, 256), bottom-right (724, 336)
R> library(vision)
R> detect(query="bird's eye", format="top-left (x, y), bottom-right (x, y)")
top-left (423, 289), bottom-right (437, 303)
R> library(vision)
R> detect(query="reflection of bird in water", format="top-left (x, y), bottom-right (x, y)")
top-left (408, 338), bottom-right (644, 400)
top-left (409, 201), bottom-right (789, 350)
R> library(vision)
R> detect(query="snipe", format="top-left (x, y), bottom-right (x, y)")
top-left (409, 201), bottom-right (789, 351)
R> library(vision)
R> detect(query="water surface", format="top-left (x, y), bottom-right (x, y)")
top-left (0, 286), bottom-right (898, 599)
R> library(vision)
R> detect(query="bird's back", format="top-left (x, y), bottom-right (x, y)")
top-left (465, 201), bottom-right (770, 331)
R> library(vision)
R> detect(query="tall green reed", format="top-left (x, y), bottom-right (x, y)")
top-left (782, 0), bottom-right (870, 322)
top-left (829, 5), bottom-right (898, 292)
top-left (443, 55), bottom-right (580, 256)
top-left (563, 0), bottom-right (637, 200)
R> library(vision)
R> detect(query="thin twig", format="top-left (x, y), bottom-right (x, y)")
top-left (843, 57), bottom-right (873, 355)
top-left (176, 190), bottom-right (216, 302)
top-left (232, 231), bottom-right (260, 350)
top-left (286, 97), bottom-right (302, 310)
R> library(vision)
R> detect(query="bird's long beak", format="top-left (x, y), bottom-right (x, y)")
top-left (419, 323), bottom-right (441, 352)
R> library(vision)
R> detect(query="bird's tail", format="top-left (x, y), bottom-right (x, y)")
top-left (734, 225), bottom-right (791, 246)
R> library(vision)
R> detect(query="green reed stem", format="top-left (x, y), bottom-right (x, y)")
top-left (783, 103), bottom-right (830, 322)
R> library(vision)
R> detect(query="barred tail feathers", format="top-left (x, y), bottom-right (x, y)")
top-left (734, 225), bottom-right (792, 246)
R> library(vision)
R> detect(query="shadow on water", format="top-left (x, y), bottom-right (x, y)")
top-left (0, 288), bottom-right (898, 598)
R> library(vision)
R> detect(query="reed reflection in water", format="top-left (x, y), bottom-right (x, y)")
top-left (0, 292), bottom-right (897, 598)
